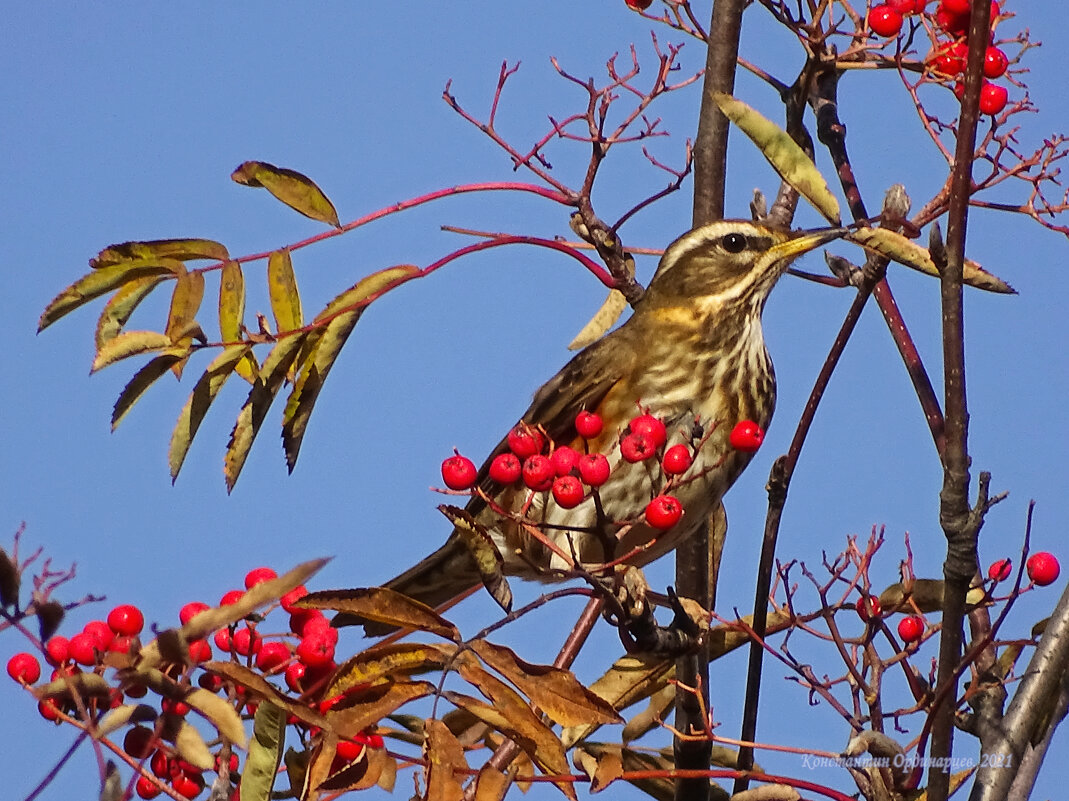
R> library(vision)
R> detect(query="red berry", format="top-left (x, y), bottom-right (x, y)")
top-left (214, 629), bottom-right (232, 651)
top-left (983, 46), bottom-right (1009, 78)
top-left (578, 453), bottom-right (611, 487)
top-left (645, 495), bottom-right (683, 530)
top-left (575, 410), bottom-right (604, 439)
top-left (940, 0), bottom-right (969, 13)
top-left (620, 432), bottom-right (657, 463)
top-left (886, 0), bottom-right (923, 12)
top-left (107, 604), bottom-right (145, 637)
top-left (179, 601), bottom-right (209, 626)
top-left (256, 641), bottom-right (291, 672)
top-left (219, 589), bottom-right (244, 606)
top-left (83, 620), bottom-right (114, 650)
top-left (930, 41), bottom-right (966, 76)
top-left (38, 698), bottom-right (62, 721)
top-left (1027, 552), bottom-right (1061, 586)
top-left (280, 585), bottom-right (308, 613)
top-left (150, 749), bottom-right (174, 778)
top-left (162, 697), bottom-right (191, 716)
top-left (855, 596), bottom-right (883, 621)
top-left (244, 566), bottom-right (277, 589)
top-left (979, 82), bottom-right (1008, 114)
top-left (441, 451), bottom-right (478, 491)
top-left (136, 775), bottom-right (162, 799)
top-left (629, 413), bottom-right (667, 449)
top-left (109, 635), bottom-right (137, 654)
top-left (989, 0), bottom-right (1001, 22)
top-left (552, 475), bottom-right (585, 509)
top-left (662, 444), bottom-right (693, 476)
top-left (521, 454), bottom-right (555, 491)
top-left (868, 4), bottom-right (903, 37)
top-left (550, 445), bottom-right (580, 476)
top-left (173, 772), bottom-right (204, 799)
top-left (124, 725), bottom-right (156, 759)
top-left (507, 423), bottom-right (545, 459)
top-left (897, 615), bottom-right (924, 644)
top-left (988, 558), bottom-right (1012, 582)
top-left (215, 751), bottom-right (240, 774)
top-left (488, 452), bottom-right (522, 484)
top-left (44, 636), bottom-right (69, 667)
top-left (285, 661), bottom-right (307, 693)
top-left (7, 652), bottom-right (41, 684)
top-left (232, 627), bottom-right (262, 657)
top-left (68, 632), bottom-right (99, 666)
top-left (729, 420), bottom-right (765, 452)
top-left (624, 0), bottom-right (653, 10)
top-left (953, 80), bottom-right (966, 100)
top-left (335, 739), bottom-right (365, 763)
top-left (934, 5), bottom-right (969, 35)
top-left (296, 632), bottom-right (336, 668)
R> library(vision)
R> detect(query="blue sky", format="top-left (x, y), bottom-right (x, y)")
top-left (2, 4), bottom-right (1067, 800)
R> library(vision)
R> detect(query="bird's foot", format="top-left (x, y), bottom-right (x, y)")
top-left (601, 568), bottom-right (709, 656)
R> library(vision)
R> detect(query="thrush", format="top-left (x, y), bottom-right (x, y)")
top-left (358, 220), bottom-right (843, 634)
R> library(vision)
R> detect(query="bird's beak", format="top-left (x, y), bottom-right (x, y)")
top-left (771, 225), bottom-right (848, 261)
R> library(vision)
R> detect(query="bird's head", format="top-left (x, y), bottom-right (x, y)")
top-left (642, 220), bottom-right (845, 316)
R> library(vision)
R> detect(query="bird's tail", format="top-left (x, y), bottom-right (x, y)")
top-left (358, 536), bottom-right (481, 636)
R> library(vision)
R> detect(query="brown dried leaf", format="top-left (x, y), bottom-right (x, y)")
top-left (470, 640), bottom-right (620, 728)
top-left (327, 642), bottom-right (456, 699)
top-left (425, 718), bottom-right (468, 801)
top-left (580, 744), bottom-right (681, 801)
top-left (454, 659), bottom-right (575, 799)
top-left (440, 506), bottom-right (512, 613)
top-left (574, 747), bottom-right (624, 793)
top-left (326, 680), bottom-right (436, 740)
top-left (231, 161), bottom-right (340, 227)
top-left (91, 238), bottom-right (229, 268)
top-left (473, 766), bottom-right (510, 801)
top-left (300, 587), bottom-right (461, 641)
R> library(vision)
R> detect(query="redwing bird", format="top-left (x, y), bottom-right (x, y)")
top-left (357, 220), bottom-right (843, 634)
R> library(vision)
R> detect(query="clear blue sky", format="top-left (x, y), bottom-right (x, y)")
top-left (2, 4), bottom-right (1067, 800)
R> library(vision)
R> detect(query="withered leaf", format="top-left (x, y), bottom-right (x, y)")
top-left (439, 506), bottom-right (512, 613)
top-left (231, 161), bottom-right (341, 227)
top-left (39, 259), bottom-right (182, 332)
top-left (470, 640), bottom-right (620, 728)
top-left (327, 641), bottom-right (456, 699)
top-left (300, 587), bottom-right (461, 641)
top-left (96, 275), bottom-right (169, 350)
top-left (326, 680), bottom-right (436, 740)
top-left (111, 352), bottom-right (187, 430)
top-left (424, 718), bottom-right (468, 801)
top-left (91, 238), bottom-right (229, 268)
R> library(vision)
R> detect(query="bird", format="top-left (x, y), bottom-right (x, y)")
top-left (356, 219), bottom-right (843, 635)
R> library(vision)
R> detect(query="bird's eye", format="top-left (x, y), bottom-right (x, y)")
top-left (721, 233), bottom-right (748, 253)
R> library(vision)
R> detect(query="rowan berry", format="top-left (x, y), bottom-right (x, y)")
top-left (6, 652), bottom-right (41, 684)
top-left (645, 495), bottom-right (683, 530)
top-left (868, 5), bottom-right (903, 37)
top-left (578, 453), bottom-right (611, 487)
top-left (630, 413), bottom-right (667, 449)
top-left (489, 452), bottom-right (522, 484)
top-left (575, 410), bottom-right (604, 439)
top-left (441, 451), bottom-right (478, 490)
top-left (620, 432), bottom-right (657, 463)
top-left (855, 595), bottom-right (883, 621)
top-left (729, 420), bottom-right (765, 452)
top-left (244, 567), bottom-right (277, 589)
top-left (507, 423), bottom-right (545, 458)
top-left (979, 82), bottom-right (1008, 114)
top-left (898, 615), bottom-right (924, 643)
top-left (521, 454), bottom-right (555, 491)
top-left (551, 445), bottom-right (580, 476)
top-left (107, 604), bottom-right (145, 637)
top-left (662, 444), bottom-right (693, 475)
top-left (1027, 552), bottom-right (1061, 586)
top-left (552, 475), bottom-right (585, 509)
top-left (988, 558), bottom-right (1012, 582)
top-left (179, 602), bottom-right (209, 625)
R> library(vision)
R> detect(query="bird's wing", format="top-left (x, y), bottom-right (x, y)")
top-left (466, 327), bottom-right (633, 516)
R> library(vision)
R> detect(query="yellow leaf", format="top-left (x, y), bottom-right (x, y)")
top-left (95, 704), bottom-right (158, 738)
top-left (186, 687), bottom-right (248, 748)
top-left (300, 586), bottom-right (461, 642)
top-left (848, 227), bottom-right (1015, 293)
top-left (39, 259), bottom-right (182, 332)
top-left (91, 238), bottom-right (229, 268)
top-left (267, 249), bottom-right (303, 334)
top-left (232, 161), bottom-right (341, 227)
top-left (568, 289), bottom-right (628, 350)
top-left (470, 640), bottom-right (621, 728)
top-left (713, 93), bottom-right (841, 225)
top-left (92, 330), bottom-right (181, 373)
top-left (112, 352), bottom-right (189, 430)
top-left (163, 269), bottom-right (205, 343)
top-left (224, 334), bottom-right (307, 492)
top-left (169, 718), bottom-right (214, 771)
top-left (95, 275), bottom-right (168, 350)
top-left (327, 642), bottom-right (457, 699)
top-left (282, 264), bottom-right (420, 471)
top-left (169, 344), bottom-right (253, 481)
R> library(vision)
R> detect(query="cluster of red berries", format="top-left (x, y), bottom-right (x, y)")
top-left (442, 413), bottom-right (766, 533)
top-left (866, 0), bottom-right (1012, 115)
top-left (4, 565), bottom-right (384, 799)
top-left (987, 552), bottom-right (1061, 587)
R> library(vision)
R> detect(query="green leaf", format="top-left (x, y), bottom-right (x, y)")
top-left (39, 259), bottom-right (182, 332)
top-left (168, 344), bottom-right (253, 481)
top-left (281, 264), bottom-right (420, 471)
top-left (92, 330), bottom-right (183, 374)
top-left (712, 92), bottom-right (842, 225)
top-left (231, 161), bottom-right (341, 227)
top-left (223, 334), bottom-right (307, 492)
top-left (95, 275), bottom-right (169, 350)
top-left (112, 352), bottom-right (188, 430)
top-left (267, 249), bottom-right (303, 335)
top-left (91, 238), bottom-right (229, 268)
top-left (239, 702), bottom-right (286, 801)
